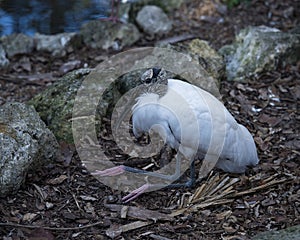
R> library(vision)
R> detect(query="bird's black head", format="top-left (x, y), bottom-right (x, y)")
top-left (140, 67), bottom-right (168, 96)
top-left (152, 67), bottom-right (162, 78)
top-left (141, 67), bottom-right (167, 85)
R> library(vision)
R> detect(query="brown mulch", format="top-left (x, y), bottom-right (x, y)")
top-left (0, 0), bottom-right (299, 239)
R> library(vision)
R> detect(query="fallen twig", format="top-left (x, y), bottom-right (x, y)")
top-left (106, 220), bottom-right (152, 238)
top-left (0, 220), bottom-right (105, 231)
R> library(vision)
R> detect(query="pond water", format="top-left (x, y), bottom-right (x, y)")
top-left (0, 0), bottom-right (113, 36)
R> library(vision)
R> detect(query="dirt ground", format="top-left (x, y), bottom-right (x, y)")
top-left (0, 0), bottom-right (299, 239)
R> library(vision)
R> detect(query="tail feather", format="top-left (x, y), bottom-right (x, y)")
top-left (216, 124), bottom-right (259, 173)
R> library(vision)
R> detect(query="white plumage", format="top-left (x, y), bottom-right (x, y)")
top-left (132, 79), bottom-right (259, 174)
top-left (94, 68), bottom-right (259, 202)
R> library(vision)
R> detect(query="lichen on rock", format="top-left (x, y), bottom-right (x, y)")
top-left (219, 25), bottom-right (300, 81)
top-left (0, 102), bottom-right (59, 197)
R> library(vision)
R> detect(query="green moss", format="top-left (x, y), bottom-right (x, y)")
top-left (27, 69), bottom-right (91, 143)
top-left (27, 68), bottom-right (140, 144)
top-left (0, 123), bottom-right (7, 134)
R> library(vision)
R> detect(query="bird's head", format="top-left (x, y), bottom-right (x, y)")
top-left (140, 68), bottom-right (168, 96)
top-left (141, 67), bottom-right (168, 85)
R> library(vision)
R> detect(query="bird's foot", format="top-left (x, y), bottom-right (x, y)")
top-left (92, 165), bottom-right (126, 176)
top-left (122, 184), bottom-right (151, 203)
top-left (121, 178), bottom-right (196, 203)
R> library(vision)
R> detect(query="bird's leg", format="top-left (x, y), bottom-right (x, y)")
top-left (122, 183), bottom-right (151, 202)
top-left (92, 166), bottom-right (173, 202)
top-left (123, 154), bottom-right (197, 202)
top-left (121, 183), bottom-right (170, 202)
top-left (93, 150), bottom-right (198, 202)
top-left (93, 151), bottom-right (183, 181)
top-left (120, 159), bottom-right (196, 202)
top-left (92, 165), bottom-right (152, 176)
top-left (92, 165), bottom-right (126, 176)
top-left (92, 163), bottom-right (181, 180)
top-left (111, 0), bottom-right (119, 21)
top-left (92, 152), bottom-right (184, 202)
top-left (100, 0), bottom-right (120, 22)
top-left (160, 145), bottom-right (197, 188)
top-left (166, 159), bottom-right (196, 188)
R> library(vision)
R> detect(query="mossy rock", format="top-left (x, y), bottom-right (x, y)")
top-left (28, 69), bottom-right (92, 143)
top-left (28, 68), bottom-right (146, 144)
top-left (252, 225), bottom-right (300, 240)
top-left (219, 26), bottom-right (300, 81)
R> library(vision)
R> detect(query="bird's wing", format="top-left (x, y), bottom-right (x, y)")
top-left (132, 92), bottom-right (181, 149)
top-left (167, 79), bottom-right (259, 174)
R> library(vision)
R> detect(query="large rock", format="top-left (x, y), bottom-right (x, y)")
top-left (0, 102), bottom-right (59, 197)
top-left (80, 21), bottom-right (140, 51)
top-left (34, 32), bottom-right (82, 57)
top-left (28, 67), bottom-right (147, 144)
top-left (0, 33), bottom-right (35, 58)
top-left (219, 26), bottom-right (300, 81)
top-left (0, 44), bottom-right (9, 67)
top-left (185, 39), bottom-right (225, 82)
top-left (252, 225), bottom-right (300, 240)
top-left (28, 69), bottom-right (93, 144)
top-left (127, 0), bottom-right (189, 22)
top-left (156, 39), bottom-right (224, 93)
top-left (136, 5), bottom-right (172, 36)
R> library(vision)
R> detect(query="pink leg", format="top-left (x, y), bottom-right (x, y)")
top-left (100, 0), bottom-right (120, 22)
top-left (92, 165), bottom-right (126, 176)
top-left (122, 184), bottom-right (151, 203)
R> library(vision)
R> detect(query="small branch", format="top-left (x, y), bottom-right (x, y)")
top-left (0, 220), bottom-right (105, 231)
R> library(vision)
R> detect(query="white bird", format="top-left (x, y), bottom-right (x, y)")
top-left (93, 68), bottom-right (259, 202)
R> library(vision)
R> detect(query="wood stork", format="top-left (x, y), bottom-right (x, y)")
top-left (93, 68), bottom-right (259, 202)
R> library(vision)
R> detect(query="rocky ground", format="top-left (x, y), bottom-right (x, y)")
top-left (0, 0), bottom-right (299, 239)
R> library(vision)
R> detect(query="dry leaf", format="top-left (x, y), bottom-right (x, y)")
top-left (47, 175), bottom-right (68, 185)
top-left (105, 204), bottom-right (173, 221)
top-left (22, 213), bottom-right (37, 222)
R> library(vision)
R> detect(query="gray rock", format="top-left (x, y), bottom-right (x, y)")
top-left (28, 69), bottom-right (92, 144)
top-left (80, 21), bottom-right (140, 50)
top-left (128, 0), bottom-right (189, 20)
top-left (252, 225), bottom-right (300, 240)
top-left (34, 32), bottom-right (82, 57)
top-left (136, 5), bottom-right (172, 36)
top-left (219, 25), bottom-right (300, 81)
top-left (155, 39), bottom-right (224, 96)
top-left (28, 67), bottom-right (138, 144)
top-left (0, 33), bottom-right (34, 58)
top-left (124, 0), bottom-right (188, 24)
top-left (0, 102), bottom-right (59, 197)
top-left (0, 44), bottom-right (9, 67)
top-left (28, 67), bottom-right (147, 144)
top-left (182, 39), bottom-right (225, 83)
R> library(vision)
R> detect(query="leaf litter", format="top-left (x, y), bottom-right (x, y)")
top-left (0, 0), bottom-right (299, 239)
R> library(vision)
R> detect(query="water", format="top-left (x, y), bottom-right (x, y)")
top-left (0, 0), bottom-right (112, 36)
